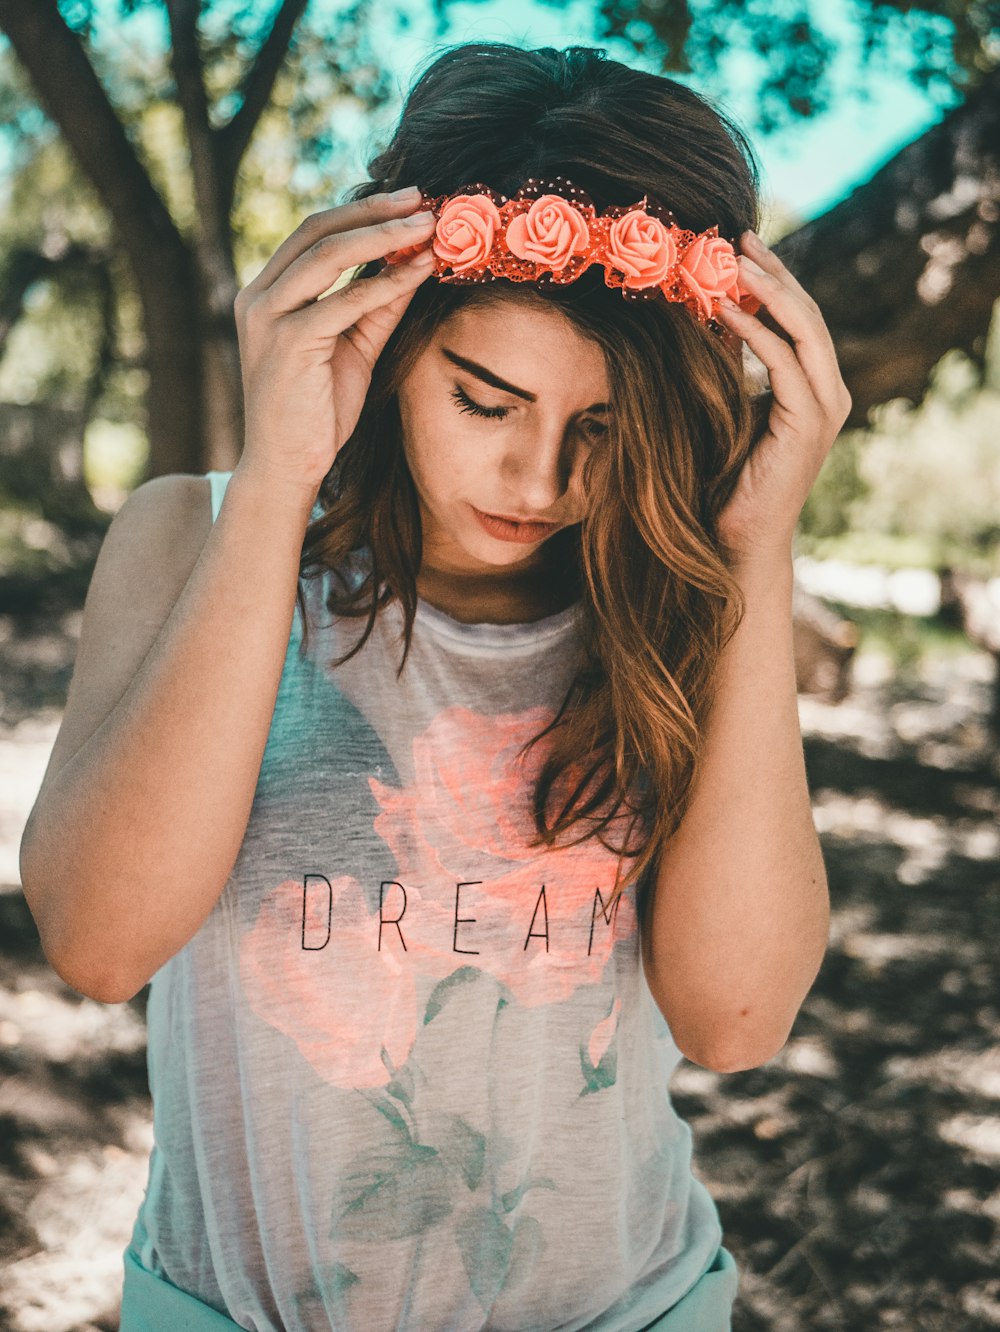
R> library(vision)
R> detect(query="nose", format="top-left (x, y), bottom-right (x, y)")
top-left (499, 424), bottom-right (584, 515)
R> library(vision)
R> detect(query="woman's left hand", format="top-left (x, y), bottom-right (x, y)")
top-left (713, 231), bottom-right (852, 566)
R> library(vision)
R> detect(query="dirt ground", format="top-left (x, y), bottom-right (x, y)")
top-left (0, 604), bottom-right (998, 1332)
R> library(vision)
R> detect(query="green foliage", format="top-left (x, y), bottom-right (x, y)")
top-left (83, 418), bottom-right (148, 509)
top-left (592, 0), bottom-right (994, 136)
top-left (796, 303), bottom-right (1000, 577)
top-left (798, 429), bottom-right (868, 543)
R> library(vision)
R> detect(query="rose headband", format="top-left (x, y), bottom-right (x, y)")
top-left (385, 175), bottom-right (762, 329)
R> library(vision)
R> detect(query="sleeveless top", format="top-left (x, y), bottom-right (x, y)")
top-left (126, 469), bottom-right (724, 1331)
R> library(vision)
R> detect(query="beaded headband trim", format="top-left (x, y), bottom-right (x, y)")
top-left (384, 175), bottom-right (762, 329)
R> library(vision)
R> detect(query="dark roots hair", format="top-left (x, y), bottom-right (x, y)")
top-left (295, 41), bottom-right (766, 946)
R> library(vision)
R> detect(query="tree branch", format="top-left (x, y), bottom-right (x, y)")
top-left (164, 0), bottom-right (219, 226)
top-left (0, 0), bottom-right (186, 270)
top-left (774, 63), bottom-right (1000, 428)
top-left (215, 0), bottom-right (311, 208)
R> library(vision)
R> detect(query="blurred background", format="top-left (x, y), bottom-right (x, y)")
top-left (0, 1), bottom-right (998, 1329)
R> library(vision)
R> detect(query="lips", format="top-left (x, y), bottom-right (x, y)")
top-left (471, 506), bottom-right (561, 544)
top-left (482, 510), bottom-right (557, 525)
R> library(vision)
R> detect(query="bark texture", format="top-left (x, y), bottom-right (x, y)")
top-left (773, 65), bottom-right (1000, 429)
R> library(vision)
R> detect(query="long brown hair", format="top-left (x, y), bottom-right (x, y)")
top-left (295, 41), bottom-right (765, 943)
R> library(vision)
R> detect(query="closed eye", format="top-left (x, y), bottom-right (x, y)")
top-left (450, 384), bottom-right (508, 419)
top-left (449, 384), bottom-right (608, 439)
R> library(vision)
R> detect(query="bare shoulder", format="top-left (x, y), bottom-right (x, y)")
top-left (26, 473), bottom-right (215, 806)
top-left (94, 472), bottom-right (214, 599)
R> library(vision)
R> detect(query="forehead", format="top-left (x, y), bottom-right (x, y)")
top-left (432, 299), bottom-right (609, 392)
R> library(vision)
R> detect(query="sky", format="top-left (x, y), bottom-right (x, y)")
top-left (0, 0), bottom-right (965, 224)
top-left (365, 0), bottom-right (963, 223)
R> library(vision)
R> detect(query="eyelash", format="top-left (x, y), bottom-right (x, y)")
top-left (449, 384), bottom-right (608, 439)
top-left (450, 384), bottom-right (508, 419)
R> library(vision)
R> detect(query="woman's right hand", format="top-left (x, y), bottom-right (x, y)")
top-left (232, 187), bottom-right (437, 500)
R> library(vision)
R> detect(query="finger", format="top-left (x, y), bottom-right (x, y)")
top-left (344, 272), bottom-right (430, 364)
top-left (244, 190), bottom-right (431, 296)
top-left (738, 231), bottom-right (823, 318)
top-left (260, 210), bottom-right (437, 315)
top-left (729, 256), bottom-right (846, 416)
top-left (717, 301), bottom-right (820, 423)
top-left (286, 249), bottom-right (436, 343)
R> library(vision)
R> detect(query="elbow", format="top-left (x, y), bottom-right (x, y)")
top-left (20, 836), bottom-right (139, 1006)
top-left (682, 1036), bottom-right (786, 1074)
top-left (38, 923), bottom-right (138, 1005)
top-left (674, 1012), bottom-right (791, 1074)
top-left (53, 959), bottom-right (133, 1006)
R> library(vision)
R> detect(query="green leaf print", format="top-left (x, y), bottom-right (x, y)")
top-left (455, 1205), bottom-right (515, 1308)
top-left (292, 1261), bottom-right (361, 1323)
top-left (456, 1208), bottom-right (547, 1310)
top-left (578, 1033), bottom-right (619, 1097)
top-left (577, 994), bottom-right (621, 1097)
top-left (331, 1140), bottom-right (454, 1242)
top-left (432, 1112), bottom-right (487, 1191)
top-left (503, 1213), bottom-right (546, 1298)
top-left (423, 966), bottom-right (483, 1024)
top-left (578, 1055), bottom-right (617, 1096)
top-left (366, 1092), bottom-right (413, 1143)
top-left (499, 1175), bottom-right (557, 1212)
top-left (384, 1063), bottom-right (416, 1111)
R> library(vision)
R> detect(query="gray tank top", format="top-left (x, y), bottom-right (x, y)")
top-left (127, 468), bottom-right (723, 1330)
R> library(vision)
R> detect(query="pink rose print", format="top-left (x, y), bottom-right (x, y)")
top-left (605, 209), bottom-right (677, 288)
top-left (432, 193), bottom-right (501, 273)
top-left (504, 195), bottom-right (591, 271)
top-left (677, 233), bottom-right (741, 320)
top-left (370, 706), bottom-right (551, 867)
top-left (239, 875), bottom-right (421, 1089)
top-left (368, 705), bottom-right (641, 1005)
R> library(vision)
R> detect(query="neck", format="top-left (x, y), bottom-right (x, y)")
top-left (416, 531), bottom-right (581, 625)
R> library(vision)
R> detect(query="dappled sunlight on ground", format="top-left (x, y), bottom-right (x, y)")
top-left (666, 645), bottom-right (1000, 1330)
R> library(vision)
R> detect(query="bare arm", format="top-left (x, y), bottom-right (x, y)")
top-left (19, 462), bottom-right (318, 1003)
top-left (643, 552), bottom-right (830, 1073)
top-left (20, 188), bottom-right (440, 1003)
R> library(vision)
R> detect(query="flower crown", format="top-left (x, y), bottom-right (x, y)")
top-left (385, 175), bottom-right (762, 329)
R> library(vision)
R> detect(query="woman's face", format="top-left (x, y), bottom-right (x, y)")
top-left (396, 298), bottom-right (611, 586)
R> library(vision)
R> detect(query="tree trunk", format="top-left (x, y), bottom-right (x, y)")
top-left (774, 65), bottom-right (1000, 429)
top-left (0, 0), bottom-right (305, 478)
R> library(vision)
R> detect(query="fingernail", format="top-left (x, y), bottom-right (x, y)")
top-left (391, 185), bottom-right (422, 201)
top-left (743, 230), bottom-right (765, 250)
top-left (404, 210), bottom-right (436, 227)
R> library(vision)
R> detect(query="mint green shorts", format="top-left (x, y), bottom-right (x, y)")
top-left (120, 1241), bottom-right (738, 1330)
top-left (636, 1245), bottom-right (738, 1330)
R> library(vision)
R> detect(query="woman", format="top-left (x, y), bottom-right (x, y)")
top-left (20, 40), bottom-right (848, 1332)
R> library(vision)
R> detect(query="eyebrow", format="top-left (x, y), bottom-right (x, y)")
top-left (440, 347), bottom-right (609, 411)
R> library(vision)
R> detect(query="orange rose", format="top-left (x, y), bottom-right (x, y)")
top-left (504, 194), bottom-right (590, 271)
top-left (432, 193), bottom-right (502, 272)
top-left (677, 233), bottom-right (741, 319)
top-left (605, 209), bottom-right (677, 288)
